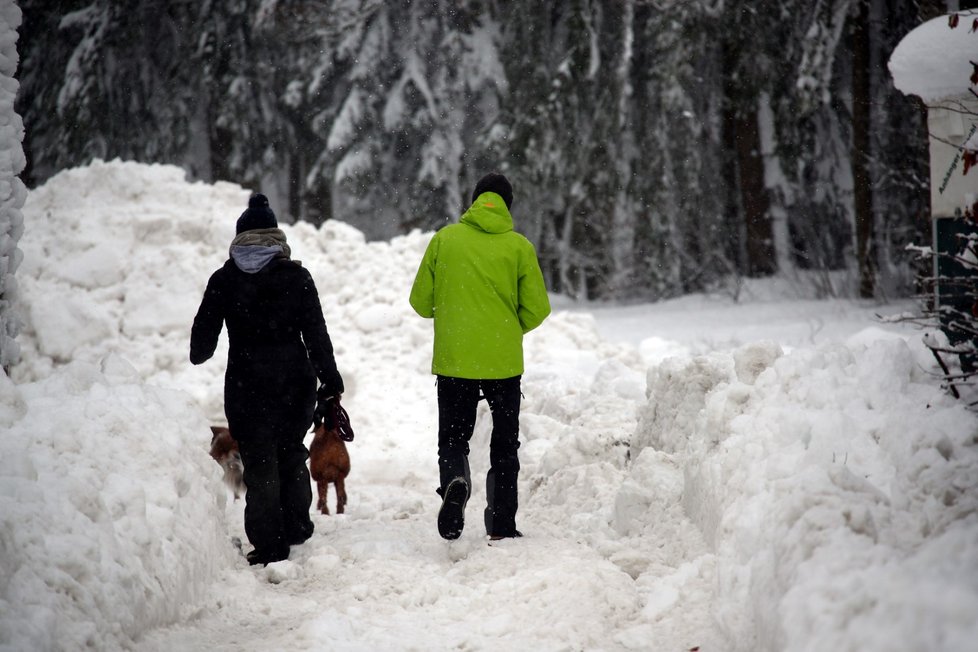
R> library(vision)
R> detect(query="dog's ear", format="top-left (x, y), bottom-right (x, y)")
top-left (210, 426), bottom-right (233, 450)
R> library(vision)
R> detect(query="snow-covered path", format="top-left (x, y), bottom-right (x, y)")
top-left (136, 475), bottom-right (720, 651)
top-left (135, 302), bottom-right (726, 651)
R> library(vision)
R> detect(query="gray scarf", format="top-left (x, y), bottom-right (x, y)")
top-left (229, 228), bottom-right (292, 273)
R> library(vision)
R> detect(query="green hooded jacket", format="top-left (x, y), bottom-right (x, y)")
top-left (409, 191), bottom-right (551, 379)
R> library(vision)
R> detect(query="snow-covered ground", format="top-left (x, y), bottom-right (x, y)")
top-left (2, 159), bottom-right (976, 651)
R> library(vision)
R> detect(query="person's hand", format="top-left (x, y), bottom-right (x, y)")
top-left (313, 388), bottom-right (338, 430)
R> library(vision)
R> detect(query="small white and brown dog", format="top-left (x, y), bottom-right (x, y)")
top-left (209, 425), bottom-right (246, 499)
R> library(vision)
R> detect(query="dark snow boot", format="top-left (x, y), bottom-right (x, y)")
top-left (246, 545), bottom-right (289, 566)
top-left (438, 477), bottom-right (469, 540)
top-left (489, 530), bottom-right (523, 541)
top-left (286, 521), bottom-right (314, 547)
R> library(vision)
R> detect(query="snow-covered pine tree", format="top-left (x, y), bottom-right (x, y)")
top-left (870, 2), bottom-right (931, 299)
top-left (15, 0), bottom-right (76, 186)
top-left (17, 0), bottom-right (198, 185)
top-left (501, 0), bottom-right (640, 300)
top-left (288, 0), bottom-right (505, 239)
top-left (0, 0), bottom-right (25, 370)
top-left (12, 0), bottom-right (940, 302)
top-left (768, 0), bottom-right (868, 295)
top-left (780, 0), bottom-right (930, 299)
top-left (632, 1), bottom-right (733, 299)
top-left (264, 0), bottom-right (365, 225)
top-left (191, 0), bottom-right (303, 218)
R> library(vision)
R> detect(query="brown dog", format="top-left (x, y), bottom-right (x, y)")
top-left (209, 426), bottom-right (246, 499)
top-left (308, 423), bottom-right (350, 514)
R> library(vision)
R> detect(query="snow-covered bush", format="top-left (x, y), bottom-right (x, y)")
top-left (886, 9), bottom-right (978, 402)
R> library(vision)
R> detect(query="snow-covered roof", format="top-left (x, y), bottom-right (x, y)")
top-left (888, 13), bottom-right (978, 102)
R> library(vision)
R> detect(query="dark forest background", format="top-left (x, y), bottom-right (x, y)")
top-left (16, 0), bottom-right (972, 301)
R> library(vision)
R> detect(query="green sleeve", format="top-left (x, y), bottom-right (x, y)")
top-left (409, 235), bottom-right (438, 318)
top-left (517, 242), bottom-right (551, 334)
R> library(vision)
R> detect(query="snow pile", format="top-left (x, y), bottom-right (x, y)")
top-left (14, 161), bottom-right (248, 384)
top-left (0, 0), bottom-right (26, 367)
top-left (0, 357), bottom-right (232, 650)
top-left (14, 160), bottom-right (440, 431)
top-left (634, 337), bottom-right (978, 650)
top-left (889, 13), bottom-right (978, 102)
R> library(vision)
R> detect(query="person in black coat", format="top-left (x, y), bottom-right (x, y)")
top-left (190, 194), bottom-right (344, 566)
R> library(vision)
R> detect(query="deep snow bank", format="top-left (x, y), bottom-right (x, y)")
top-left (0, 357), bottom-right (232, 650)
top-left (633, 337), bottom-right (978, 651)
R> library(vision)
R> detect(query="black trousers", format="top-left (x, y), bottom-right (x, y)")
top-left (236, 435), bottom-right (314, 553)
top-left (437, 375), bottom-right (522, 537)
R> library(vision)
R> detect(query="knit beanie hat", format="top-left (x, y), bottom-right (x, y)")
top-left (236, 194), bottom-right (277, 234)
top-left (471, 172), bottom-right (513, 209)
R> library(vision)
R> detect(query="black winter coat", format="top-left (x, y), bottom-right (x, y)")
top-left (190, 258), bottom-right (344, 441)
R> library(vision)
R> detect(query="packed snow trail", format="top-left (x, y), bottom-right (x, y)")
top-left (136, 308), bottom-right (726, 650)
top-left (136, 456), bottom-right (723, 650)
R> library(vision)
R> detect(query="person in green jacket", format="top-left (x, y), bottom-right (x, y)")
top-left (409, 172), bottom-right (551, 541)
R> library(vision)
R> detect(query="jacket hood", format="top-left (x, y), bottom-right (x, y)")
top-left (230, 244), bottom-right (283, 273)
top-left (460, 192), bottom-right (513, 234)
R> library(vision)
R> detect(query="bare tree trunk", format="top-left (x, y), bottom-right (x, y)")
top-left (852, 0), bottom-right (875, 298)
top-left (609, 0), bottom-right (636, 298)
top-left (722, 39), bottom-right (775, 278)
top-left (734, 107), bottom-right (776, 276)
top-left (558, 203), bottom-right (576, 298)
